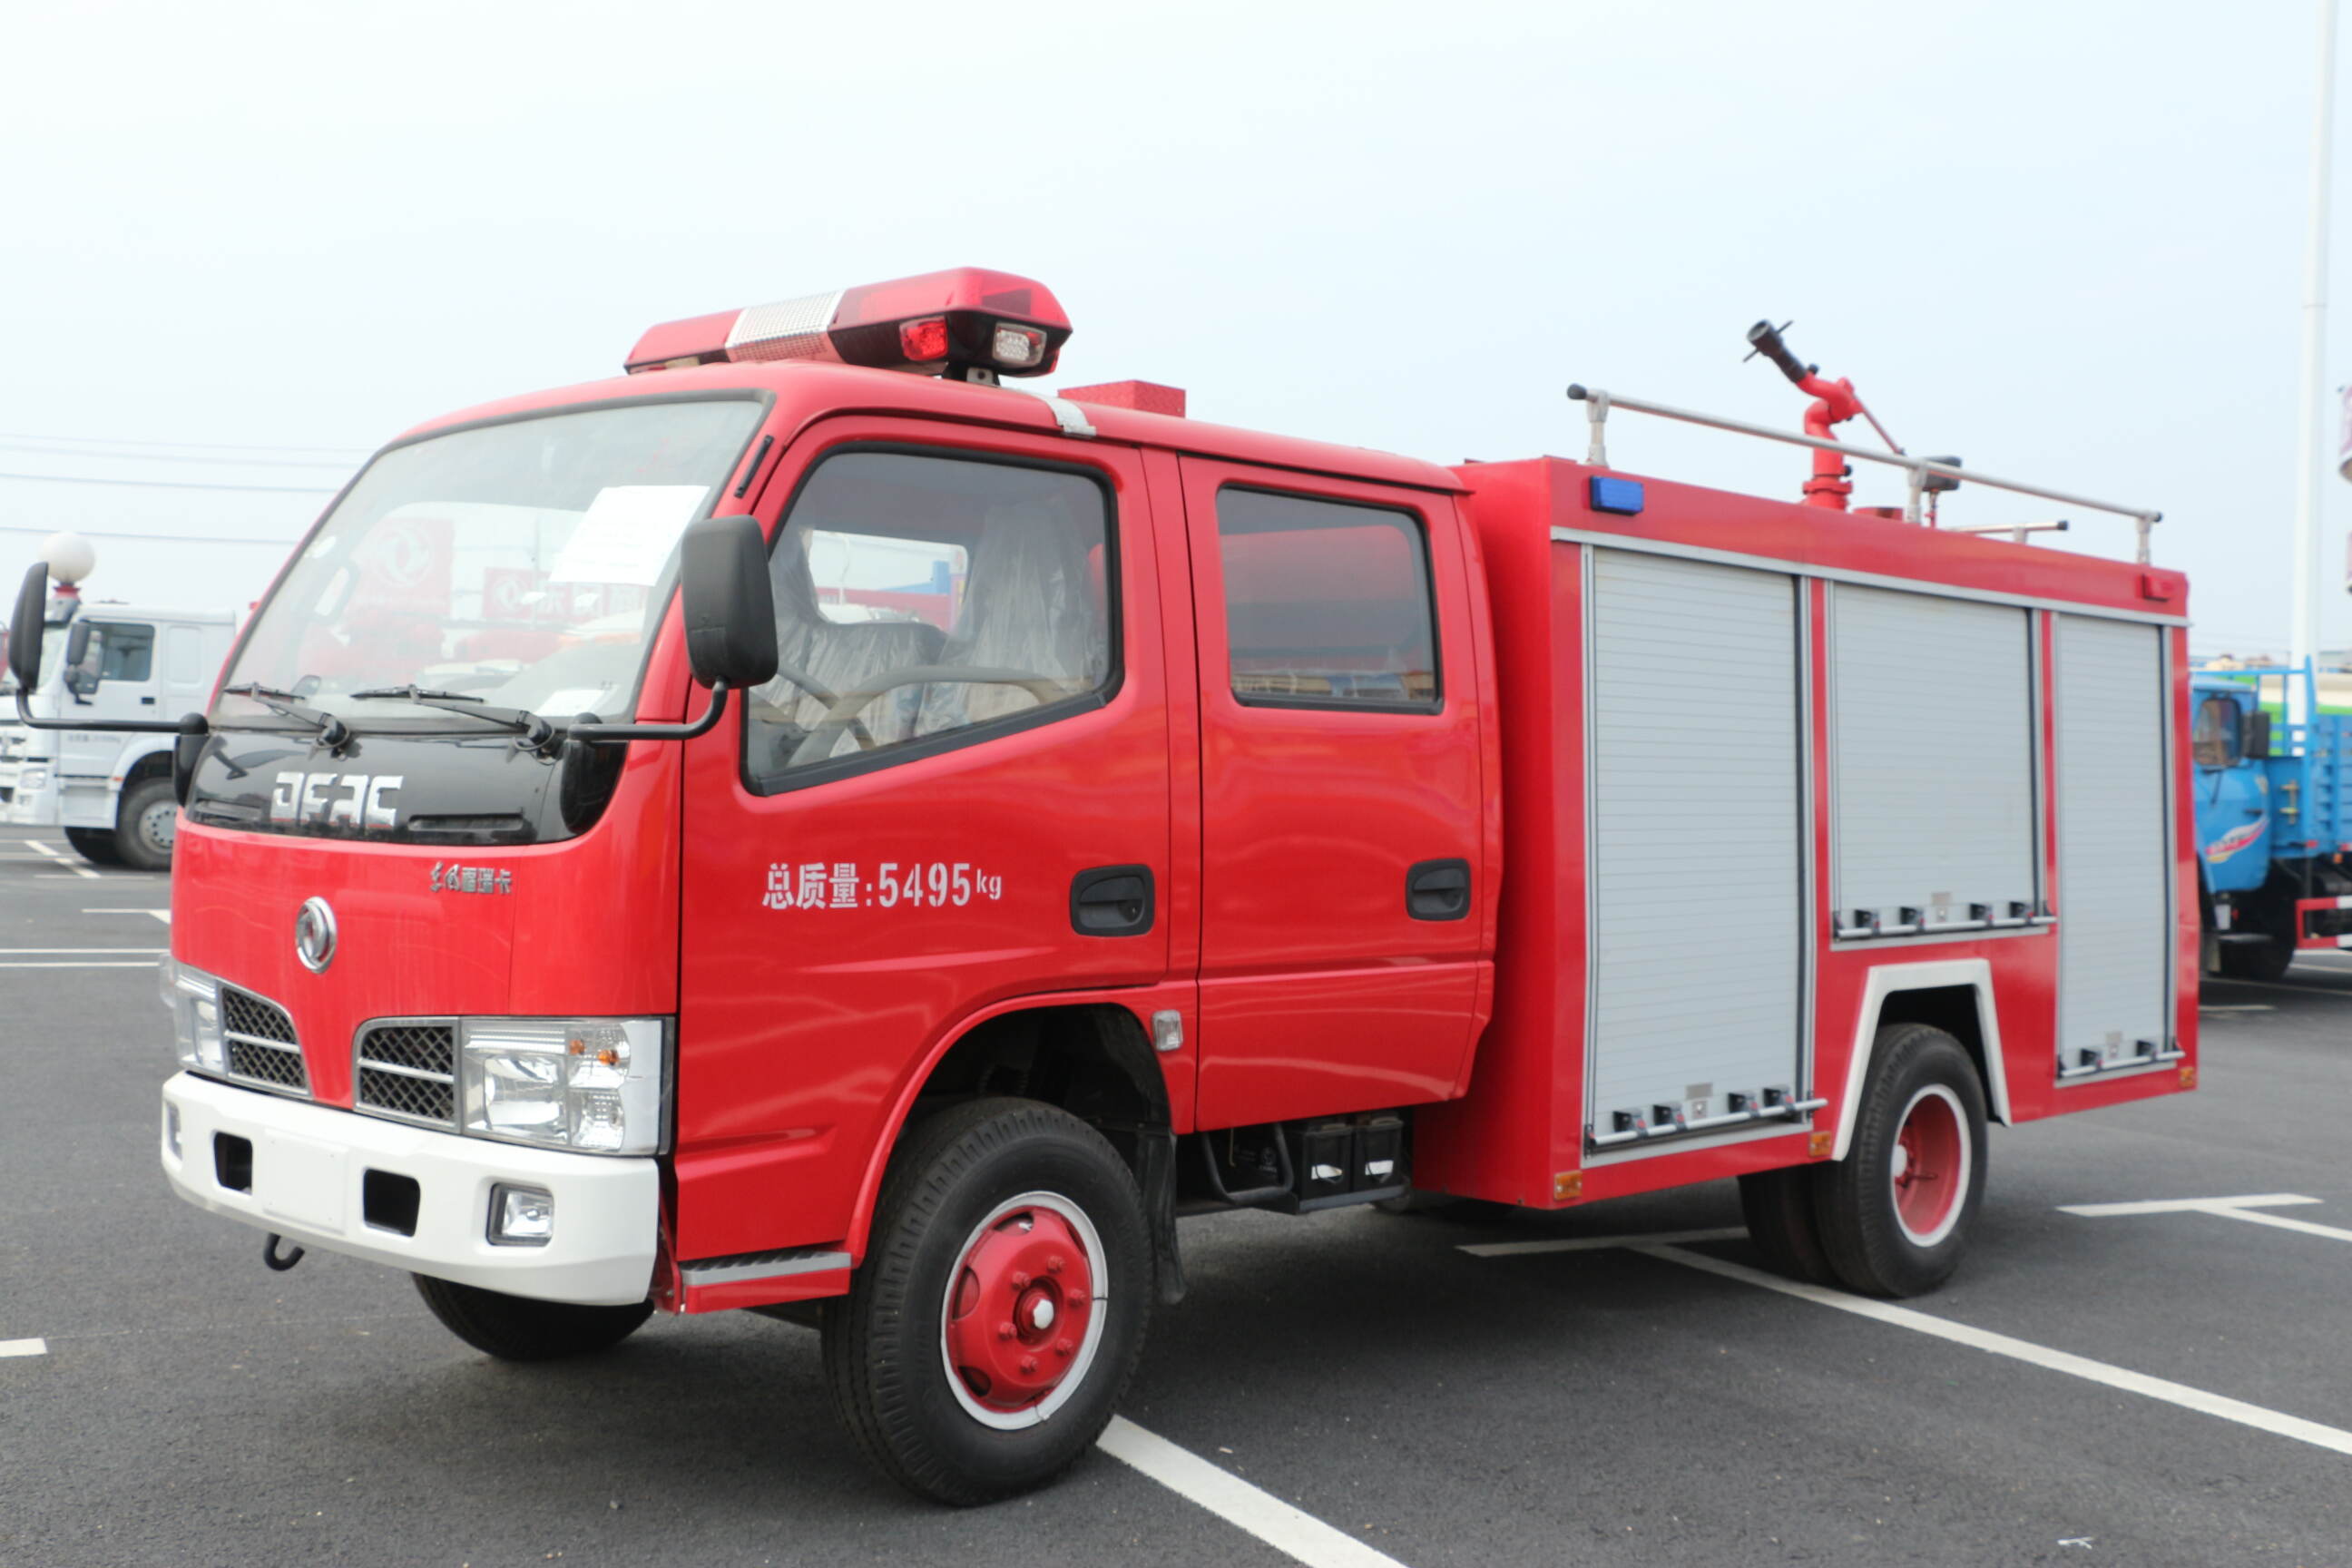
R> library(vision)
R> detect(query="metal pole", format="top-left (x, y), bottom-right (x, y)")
top-left (2292, 0), bottom-right (2338, 718)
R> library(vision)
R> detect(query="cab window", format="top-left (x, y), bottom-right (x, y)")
top-left (69, 621), bottom-right (154, 696)
top-left (2193, 694), bottom-right (2243, 769)
top-left (744, 449), bottom-right (1113, 789)
top-left (1215, 488), bottom-right (1439, 710)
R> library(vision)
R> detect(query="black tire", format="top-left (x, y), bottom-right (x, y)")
top-left (63, 827), bottom-right (122, 867)
top-left (113, 777), bottom-right (177, 872)
top-left (823, 1098), bottom-right (1150, 1505)
top-left (1738, 1164), bottom-right (1839, 1286)
top-left (412, 1274), bottom-right (653, 1361)
top-left (2216, 936), bottom-right (2293, 982)
top-left (1811, 1024), bottom-right (1988, 1298)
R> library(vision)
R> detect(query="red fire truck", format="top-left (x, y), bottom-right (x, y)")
top-left (6, 271), bottom-right (2194, 1504)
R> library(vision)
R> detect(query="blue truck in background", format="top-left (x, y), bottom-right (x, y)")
top-left (2193, 662), bottom-right (2352, 979)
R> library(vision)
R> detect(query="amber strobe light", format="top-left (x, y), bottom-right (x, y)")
top-left (624, 268), bottom-right (1073, 379)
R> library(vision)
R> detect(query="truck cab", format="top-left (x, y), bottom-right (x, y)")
top-left (2192, 662), bottom-right (2352, 978)
top-left (0, 591), bottom-right (236, 868)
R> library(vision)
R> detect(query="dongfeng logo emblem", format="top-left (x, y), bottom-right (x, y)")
top-left (295, 897), bottom-right (338, 974)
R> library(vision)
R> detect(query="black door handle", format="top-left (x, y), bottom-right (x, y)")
top-left (1071, 865), bottom-right (1154, 936)
top-left (1406, 858), bottom-right (1471, 921)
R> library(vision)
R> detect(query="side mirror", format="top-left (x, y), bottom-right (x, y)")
top-left (2246, 709), bottom-right (2272, 761)
top-left (678, 514), bottom-right (778, 690)
top-left (64, 620), bottom-right (99, 700)
top-left (6, 563), bottom-right (44, 691)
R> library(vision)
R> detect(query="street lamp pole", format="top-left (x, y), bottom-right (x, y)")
top-left (2292, 0), bottom-right (2338, 711)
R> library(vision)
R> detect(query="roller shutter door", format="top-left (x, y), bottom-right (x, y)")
top-left (1587, 550), bottom-right (1805, 1142)
top-left (1832, 586), bottom-right (2038, 931)
top-left (2055, 615), bottom-right (2171, 1072)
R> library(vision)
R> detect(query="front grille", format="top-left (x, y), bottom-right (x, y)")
top-left (219, 986), bottom-right (308, 1096)
top-left (355, 1022), bottom-right (457, 1127)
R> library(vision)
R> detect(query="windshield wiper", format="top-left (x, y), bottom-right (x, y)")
top-left (220, 682), bottom-right (351, 746)
top-left (351, 685), bottom-right (554, 748)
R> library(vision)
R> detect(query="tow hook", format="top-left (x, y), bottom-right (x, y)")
top-left (262, 1233), bottom-right (306, 1272)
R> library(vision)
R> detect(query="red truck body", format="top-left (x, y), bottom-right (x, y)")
top-left (133, 270), bottom-right (2193, 1499)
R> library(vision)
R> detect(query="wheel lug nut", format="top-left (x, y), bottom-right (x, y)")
top-left (997, 1322), bottom-right (1014, 1340)
top-left (1010, 1271), bottom-right (1029, 1289)
top-left (1055, 1338), bottom-right (1074, 1357)
top-left (1047, 1254), bottom-right (1064, 1274)
top-left (1020, 1357), bottom-right (1038, 1375)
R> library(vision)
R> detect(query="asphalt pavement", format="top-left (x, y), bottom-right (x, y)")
top-left (3, 820), bottom-right (2348, 1567)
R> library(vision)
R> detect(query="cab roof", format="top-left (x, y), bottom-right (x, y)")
top-left (395, 358), bottom-right (1466, 497)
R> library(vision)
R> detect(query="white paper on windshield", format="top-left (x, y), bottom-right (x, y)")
top-left (549, 485), bottom-right (710, 586)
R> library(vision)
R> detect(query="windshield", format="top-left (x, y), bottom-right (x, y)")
top-left (215, 397), bottom-right (765, 727)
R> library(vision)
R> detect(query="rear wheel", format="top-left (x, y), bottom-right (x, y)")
top-left (823, 1098), bottom-right (1149, 1504)
top-left (1738, 1164), bottom-right (1838, 1285)
top-left (2216, 935), bottom-right (2293, 982)
top-left (113, 777), bottom-right (177, 872)
top-left (412, 1275), bottom-right (653, 1361)
top-left (1812, 1024), bottom-right (1988, 1298)
top-left (63, 828), bottom-right (122, 867)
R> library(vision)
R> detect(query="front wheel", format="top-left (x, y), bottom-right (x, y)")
top-left (63, 827), bottom-right (122, 867)
top-left (113, 778), bottom-right (177, 872)
top-left (822, 1098), bottom-right (1150, 1504)
top-left (1812, 1024), bottom-right (1988, 1298)
top-left (412, 1274), bottom-right (653, 1361)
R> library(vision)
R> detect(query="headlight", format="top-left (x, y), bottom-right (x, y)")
top-left (162, 958), bottom-right (225, 1072)
top-left (459, 1018), bottom-right (665, 1156)
top-left (20, 767), bottom-right (47, 791)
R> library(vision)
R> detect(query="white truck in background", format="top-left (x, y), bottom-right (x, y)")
top-left (0, 537), bottom-right (237, 870)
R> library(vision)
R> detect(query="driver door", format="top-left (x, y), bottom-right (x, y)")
top-left (671, 416), bottom-right (1178, 1265)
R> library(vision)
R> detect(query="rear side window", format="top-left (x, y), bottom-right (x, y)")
top-left (1216, 488), bottom-right (1438, 710)
top-left (744, 449), bottom-right (1113, 789)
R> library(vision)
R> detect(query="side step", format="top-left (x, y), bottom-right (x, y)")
top-left (1184, 1112), bottom-right (1410, 1216)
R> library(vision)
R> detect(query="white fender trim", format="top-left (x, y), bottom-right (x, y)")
top-left (1832, 959), bottom-right (2012, 1161)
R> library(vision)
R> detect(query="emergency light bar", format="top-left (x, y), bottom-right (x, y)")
top-left (624, 268), bottom-right (1072, 381)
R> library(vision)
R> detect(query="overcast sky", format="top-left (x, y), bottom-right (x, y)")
top-left (3, 0), bottom-right (2342, 656)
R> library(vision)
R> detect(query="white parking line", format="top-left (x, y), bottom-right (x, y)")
top-left (2061, 1193), bottom-right (2352, 1245)
top-left (1632, 1244), bottom-right (2352, 1458)
top-left (24, 840), bottom-right (100, 880)
top-left (0, 1338), bottom-right (46, 1358)
top-left (1459, 1226), bottom-right (1747, 1258)
top-left (84, 908), bottom-right (172, 924)
top-left (1098, 1416), bottom-right (1406, 1568)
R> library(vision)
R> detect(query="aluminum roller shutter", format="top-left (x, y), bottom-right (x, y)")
top-left (2055, 615), bottom-right (2171, 1073)
top-left (1831, 586), bottom-right (2038, 931)
top-left (1587, 549), bottom-right (1805, 1143)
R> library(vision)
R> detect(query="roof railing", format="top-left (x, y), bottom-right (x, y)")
top-left (1566, 384), bottom-right (2165, 564)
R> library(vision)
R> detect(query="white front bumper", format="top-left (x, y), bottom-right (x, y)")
top-left (161, 1072), bottom-right (659, 1306)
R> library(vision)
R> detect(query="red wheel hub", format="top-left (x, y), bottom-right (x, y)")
top-left (1892, 1089), bottom-right (1964, 1243)
top-left (943, 1203), bottom-right (1095, 1416)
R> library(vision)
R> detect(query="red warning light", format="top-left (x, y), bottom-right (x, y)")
top-left (623, 269), bottom-right (1072, 379)
top-left (898, 317), bottom-right (951, 362)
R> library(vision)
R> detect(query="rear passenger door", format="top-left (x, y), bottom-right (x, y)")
top-left (1177, 460), bottom-right (1485, 1128)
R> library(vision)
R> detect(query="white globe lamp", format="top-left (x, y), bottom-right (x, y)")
top-left (40, 532), bottom-right (96, 586)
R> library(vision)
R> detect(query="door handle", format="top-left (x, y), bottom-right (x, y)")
top-left (1406, 858), bottom-right (1472, 921)
top-left (141, 696), bottom-right (157, 706)
top-left (1071, 865), bottom-right (1154, 936)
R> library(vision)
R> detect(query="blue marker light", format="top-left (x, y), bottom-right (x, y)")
top-left (1589, 475), bottom-right (1645, 515)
